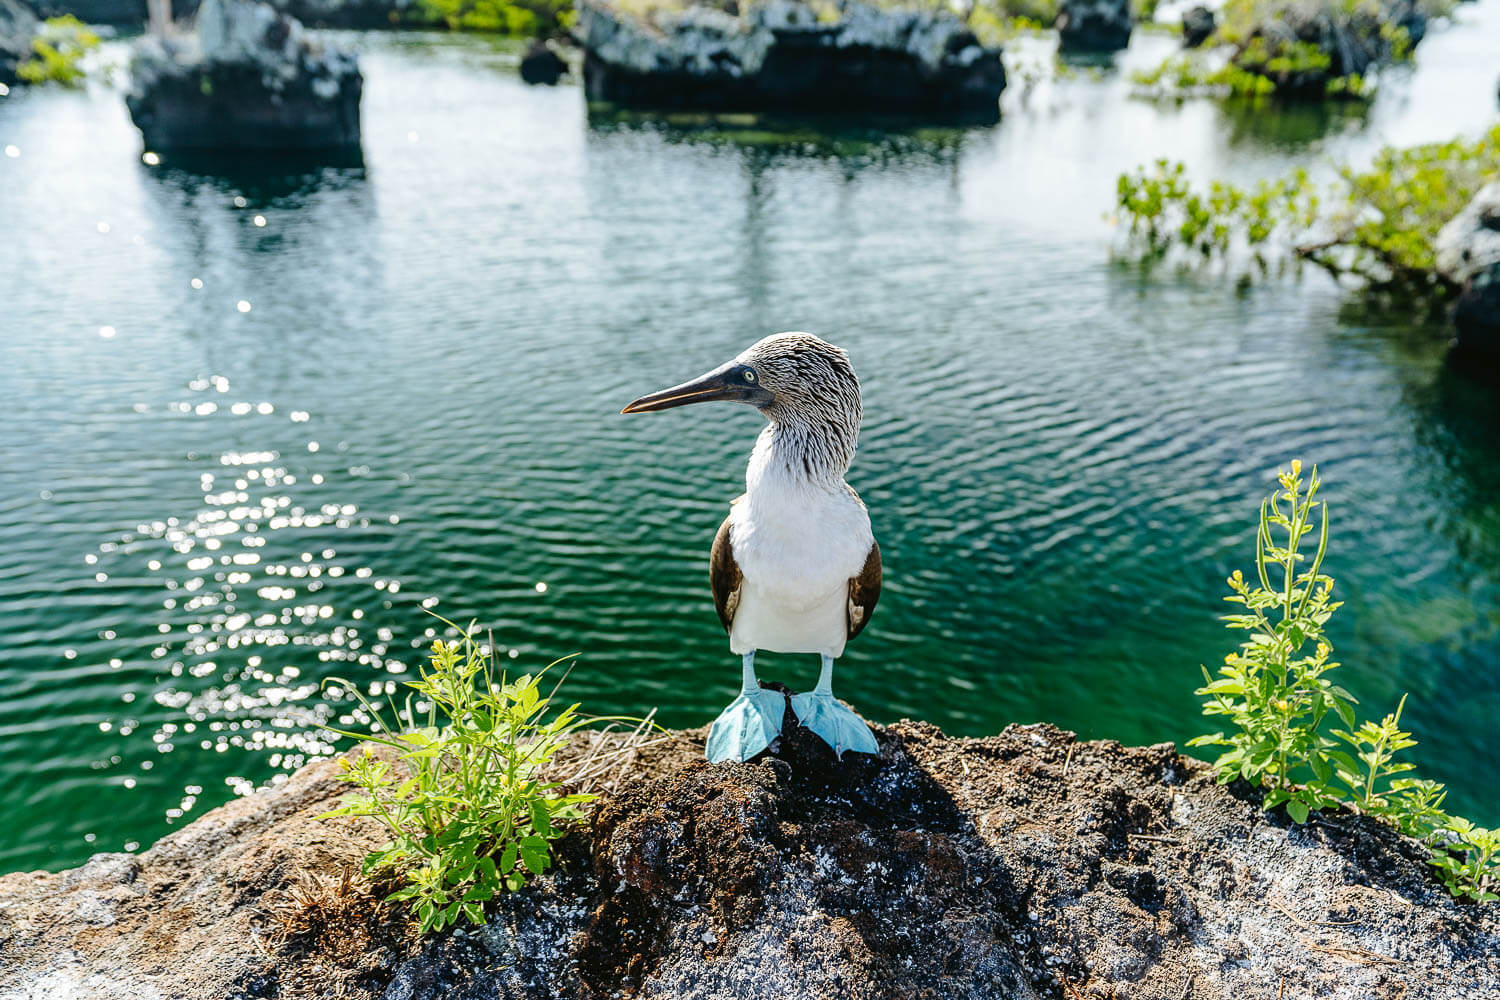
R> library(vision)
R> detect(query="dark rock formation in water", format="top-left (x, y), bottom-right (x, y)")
top-left (520, 37), bottom-right (566, 85)
top-left (262, 0), bottom-right (414, 28)
top-left (19, 0), bottom-right (194, 25)
top-left (1231, 0), bottom-right (1427, 96)
top-left (1, 708), bottom-right (1497, 999)
top-left (1181, 4), bottom-right (1215, 47)
top-left (1055, 0), bottom-right (1132, 52)
top-left (125, 0), bottom-right (361, 152)
top-left (574, 0), bottom-right (1006, 122)
top-left (1437, 181), bottom-right (1500, 366)
top-left (0, 0), bottom-right (38, 86)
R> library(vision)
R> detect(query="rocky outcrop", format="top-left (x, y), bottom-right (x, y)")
top-left (1230, 0), bottom-right (1427, 96)
top-left (520, 37), bottom-right (566, 84)
top-left (1, 707), bottom-right (1496, 1000)
top-left (21, 0), bottom-right (411, 27)
top-left (574, 0), bottom-right (1006, 121)
top-left (1437, 181), bottom-right (1500, 366)
top-left (263, 0), bottom-right (414, 28)
top-left (1181, 4), bottom-right (1215, 47)
top-left (19, 0), bottom-right (194, 25)
top-left (125, 0), bottom-right (361, 152)
top-left (1055, 0), bottom-right (1131, 52)
top-left (0, 0), bottom-right (38, 86)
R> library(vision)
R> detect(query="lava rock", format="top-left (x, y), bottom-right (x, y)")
top-left (1181, 4), bottom-right (1215, 47)
top-left (125, 0), bottom-right (361, 152)
top-left (519, 37), bottom-right (565, 85)
top-left (574, 0), bottom-right (1006, 121)
top-left (2, 720), bottom-right (1498, 999)
top-left (1, 0), bottom-right (38, 85)
top-left (1055, 0), bottom-right (1132, 52)
top-left (1437, 181), bottom-right (1500, 366)
top-left (1232, 0), bottom-right (1426, 96)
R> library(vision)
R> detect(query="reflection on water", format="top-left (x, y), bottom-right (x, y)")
top-left (1, 17), bottom-right (1499, 872)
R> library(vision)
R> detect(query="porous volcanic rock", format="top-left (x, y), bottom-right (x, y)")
top-left (1, 706), bottom-right (1497, 999)
top-left (574, 0), bottom-right (1006, 121)
top-left (1437, 181), bottom-right (1500, 366)
top-left (1, 0), bottom-right (38, 86)
top-left (125, 0), bottom-right (361, 153)
top-left (1055, 0), bottom-right (1131, 52)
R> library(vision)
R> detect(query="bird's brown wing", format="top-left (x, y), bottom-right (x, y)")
top-left (709, 508), bottom-right (743, 633)
top-left (847, 540), bottom-right (881, 641)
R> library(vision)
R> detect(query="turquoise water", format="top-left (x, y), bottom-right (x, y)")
top-left (2, 13), bottom-right (1499, 873)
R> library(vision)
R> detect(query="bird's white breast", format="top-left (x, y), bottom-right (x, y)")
top-left (726, 443), bottom-right (873, 658)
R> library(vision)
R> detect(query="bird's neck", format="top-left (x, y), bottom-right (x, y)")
top-left (745, 415), bottom-right (855, 495)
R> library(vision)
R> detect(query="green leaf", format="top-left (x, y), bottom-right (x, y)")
top-left (1286, 798), bottom-right (1310, 824)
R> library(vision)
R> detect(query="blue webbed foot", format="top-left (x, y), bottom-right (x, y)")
top-left (705, 686), bottom-right (785, 763)
top-left (790, 690), bottom-right (878, 759)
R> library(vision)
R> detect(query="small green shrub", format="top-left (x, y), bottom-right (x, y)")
top-left (1191, 461), bottom-right (1498, 904)
top-left (413, 0), bottom-right (572, 35)
top-left (319, 626), bottom-right (597, 933)
top-left (1114, 124), bottom-right (1500, 289)
top-left (17, 16), bottom-right (99, 87)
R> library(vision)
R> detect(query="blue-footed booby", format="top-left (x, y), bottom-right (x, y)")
top-left (622, 332), bottom-right (881, 763)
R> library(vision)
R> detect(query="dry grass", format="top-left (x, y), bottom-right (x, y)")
top-left (260, 866), bottom-right (417, 1000)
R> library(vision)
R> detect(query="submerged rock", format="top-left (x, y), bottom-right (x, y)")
top-left (519, 37), bottom-right (566, 85)
top-left (1, 0), bottom-right (38, 86)
top-left (1055, 0), bottom-right (1132, 52)
top-left (1, 712), bottom-right (1496, 999)
top-left (125, 0), bottom-right (361, 152)
top-left (1436, 181), bottom-right (1500, 365)
top-left (1181, 4), bottom-right (1215, 47)
top-left (574, 0), bottom-right (1006, 121)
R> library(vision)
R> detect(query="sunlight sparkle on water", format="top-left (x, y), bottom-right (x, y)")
top-left (236, 300), bottom-right (251, 313)
top-left (75, 393), bottom-right (429, 833)
top-left (3, 145), bottom-right (18, 158)
top-left (142, 152), bottom-right (160, 165)
top-left (99, 326), bottom-right (116, 339)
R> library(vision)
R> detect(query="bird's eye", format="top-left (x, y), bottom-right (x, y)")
top-left (743, 369), bottom-right (757, 383)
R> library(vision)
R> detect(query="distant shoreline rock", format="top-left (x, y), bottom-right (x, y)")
top-left (574, 0), bottom-right (1007, 122)
top-left (1, 0), bottom-right (39, 85)
top-left (1, 709), bottom-right (1496, 999)
top-left (1055, 0), bottom-right (1131, 52)
top-left (1437, 181), bottom-right (1500, 368)
top-left (125, 0), bottom-right (362, 152)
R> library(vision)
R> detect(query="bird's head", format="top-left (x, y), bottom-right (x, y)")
top-left (621, 332), bottom-right (861, 431)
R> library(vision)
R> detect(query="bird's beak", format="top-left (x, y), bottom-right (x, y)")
top-left (621, 362), bottom-right (758, 414)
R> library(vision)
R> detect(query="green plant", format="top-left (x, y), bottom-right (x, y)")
top-left (1190, 461), bottom-right (1351, 823)
top-left (1191, 461), bottom-right (1498, 904)
top-left (17, 16), bottom-right (99, 87)
top-left (1431, 820), bottom-right (1500, 904)
top-left (1114, 125), bottom-right (1500, 290)
top-left (414, 0), bottom-right (572, 34)
top-left (319, 626), bottom-right (598, 934)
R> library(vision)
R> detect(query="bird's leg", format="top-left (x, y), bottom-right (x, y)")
top-left (705, 650), bottom-right (786, 764)
top-left (790, 655), bottom-right (878, 759)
